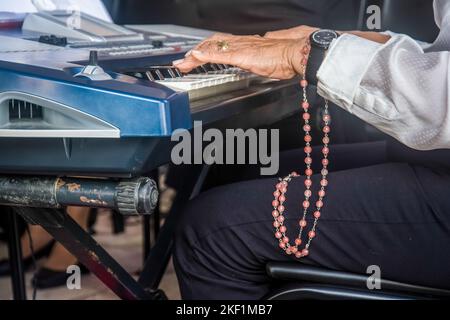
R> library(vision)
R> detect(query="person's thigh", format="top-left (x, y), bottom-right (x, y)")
top-left (204, 141), bottom-right (388, 188)
top-left (173, 162), bottom-right (450, 299)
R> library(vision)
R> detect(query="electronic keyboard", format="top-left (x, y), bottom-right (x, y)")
top-left (0, 11), bottom-right (300, 178)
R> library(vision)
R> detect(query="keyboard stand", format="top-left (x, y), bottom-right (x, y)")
top-left (6, 209), bottom-right (27, 300)
top-left (10, 206), bottom-right (165, 300)
top-left (138, 164), bottom-right (210, 291)
top-left (5, 164), bottom-right (208, 300)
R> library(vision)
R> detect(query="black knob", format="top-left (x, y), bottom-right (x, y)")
top-left (89, 51), bottom-right (99, 66)
top-left (152, 40), bottom-right (164, 48)
top-left (38, 35), bottom-right (67, 47)
top-left (116, 177), bottom-right (159, 215)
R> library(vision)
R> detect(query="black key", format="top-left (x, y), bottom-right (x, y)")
top-left (145, 71), bottom-right (156, 81)
top-left (22, 102), bottom-right (32, 118)
top-left (9, 100), bottom-right (19, 120)
top-left (31, 104), bottom-right (43, 119)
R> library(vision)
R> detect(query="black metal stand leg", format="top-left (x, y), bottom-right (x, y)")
top-left (153, 206), bottom-right (160, 239)
top-left (112, 210), bottom-right (125, 234)
top-left (138, 165), bottom-right (210, 289)
top-left (14, 207), bottom-right (154, 300)
top-left (143, 215), bottom-right (151, 262)
top-left (143, 169), bottom-right (159, 262)
top-left (6, 209), bottom-right (27, 300)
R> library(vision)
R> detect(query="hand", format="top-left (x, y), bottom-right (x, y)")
top-left (264, 25), bottom-right (319, 40)
top-left (173, 33), bottom-right (308, 80)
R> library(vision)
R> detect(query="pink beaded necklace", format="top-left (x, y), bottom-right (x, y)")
top-left (271, 41), bottom-right (330, 259)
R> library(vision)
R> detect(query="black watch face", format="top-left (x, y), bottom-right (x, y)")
top-left (311, 30), bottom-right (339, 49)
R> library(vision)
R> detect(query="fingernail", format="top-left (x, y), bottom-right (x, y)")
top-left (191, 50), bottom-right (203, 56)
top-left (173, 59), bottom-right (184, 65)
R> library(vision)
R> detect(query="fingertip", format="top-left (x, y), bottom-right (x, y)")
top-left (173, 59), bottom-right (185, 66)
top-left (191, 50), bottom-right (204, 58)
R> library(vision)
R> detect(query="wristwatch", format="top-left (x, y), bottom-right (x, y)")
top-left (305, 29), bottom-right (339, 85)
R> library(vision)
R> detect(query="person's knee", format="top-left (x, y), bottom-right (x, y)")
top-left (176, 180), bottom-right (266, 244)
top-left (175, 186), bottom-right (232, 249)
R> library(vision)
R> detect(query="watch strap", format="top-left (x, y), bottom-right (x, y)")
top-left (305, 44), bottom-right (326, 86)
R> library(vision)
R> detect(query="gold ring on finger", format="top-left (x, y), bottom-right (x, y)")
top-left (217, 40), bottom-right (229, 51)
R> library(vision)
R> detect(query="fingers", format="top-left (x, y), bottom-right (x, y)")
top-left (173, 37), bottom-right (236, 73)
top-left (174, 49), bottom-right (233, 73)
top-left (173, 51), bottom-right (203, 73)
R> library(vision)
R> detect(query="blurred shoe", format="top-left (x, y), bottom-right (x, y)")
top-left (0, 240), bottom-right (55, 277)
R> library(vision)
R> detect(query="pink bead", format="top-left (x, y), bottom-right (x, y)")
top-left (302, 102), bottom-right (310, 109)
top-left (322, 147), bottom-right (329, 155)
top-left (301, 249), bottom-right (309, 257)
top-left (304, 135), bottom-right (312, 143)
top-left (322, 158), bottom-right (329, 166)
top-left (308, 231), bottom-right (316, 238)
top-left (302, 200), bottom-right (310, 208)
top-left (280, 187), bottom-right (287, 194)
top-left (299, 219), bottom-right (307, 227)
top-left (273, 221), bottom-right (281, 228)
top-left (286, 247), bottom-right (292, 255)
top-left (272, 210), bottom-right (279, 218)
top-left (275, 231), bottom-right (282, 239)
top-left (295, 238), bottom-right (302, 246)
top-left (301, 58), bottom-right (308, 65)
top-left (276, 183), bottom-right (283, 190)
top-left (305, 168), bottom-right (313, 176)
top-left (277, 215), bottom-right (285, 223)
top-left (291, 171), bottom-right (299, 177)
top-left (279, 195), bottom-right (286, 202)
top-left (323, 114), bottom-right (331, 122)
top-left (304, 146), bottom-right (312, 154)
top-left (304, 179), bottom-right (312, 187)
top-left (281, 181), bottom-right (288, 187)
top-left (300, 79), bottom-right (308, 88)
top-left (273, 191), bottom-right (280, 197)
top-left (279, 242), bottom-right (286, 249)
top-left (316, 200), bottom-right (323, 208)
top-left (291, 246), bottom-right (298, 254)
top-left (303, 113), bottom-right (310, 120)
top-left (323, 126), bottom-right (331, 133)
top-left (295, 251), bottom-right (303, 258)
top-left (314, 211), bottom-right (321, 218)
top-left (318, 190), bottom-right (326, 197)
top-left (278, 205), bottom-right (285, 213)
top-left (303, 124), bottom-right (311, 132)
top-left (282, 236), bottom-right (289, 243)
top-left (272, 200), bottom-right (279, 207)
top-left (279, 225), bottom-right (287, 233)
top-left (323, 136), bottom-right (330, 144)
top-left (304, 190), bottom-right (312, 197)
top-left (305, 157), bottom-right (312, 165)
top-left (320, 179), bottom-right (328, 187)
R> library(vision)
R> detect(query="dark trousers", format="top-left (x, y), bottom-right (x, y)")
top-left (173, 141), bottom-right (450, 299)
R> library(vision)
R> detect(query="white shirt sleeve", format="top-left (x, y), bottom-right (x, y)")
top-left (316, 1), bottom-right (450, 151)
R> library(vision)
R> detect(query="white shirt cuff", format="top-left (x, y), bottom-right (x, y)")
top-left (316, 33), bottom-right (383, 111)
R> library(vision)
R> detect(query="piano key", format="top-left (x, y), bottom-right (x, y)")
top-left (124, 63), bottom-right (258, 101)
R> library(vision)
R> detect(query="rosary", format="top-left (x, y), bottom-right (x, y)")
top-left (271, 41), bottom-right (330, 259)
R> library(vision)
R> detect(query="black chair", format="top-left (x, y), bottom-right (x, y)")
top-left (265, 263), bottom-right (450, 300)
